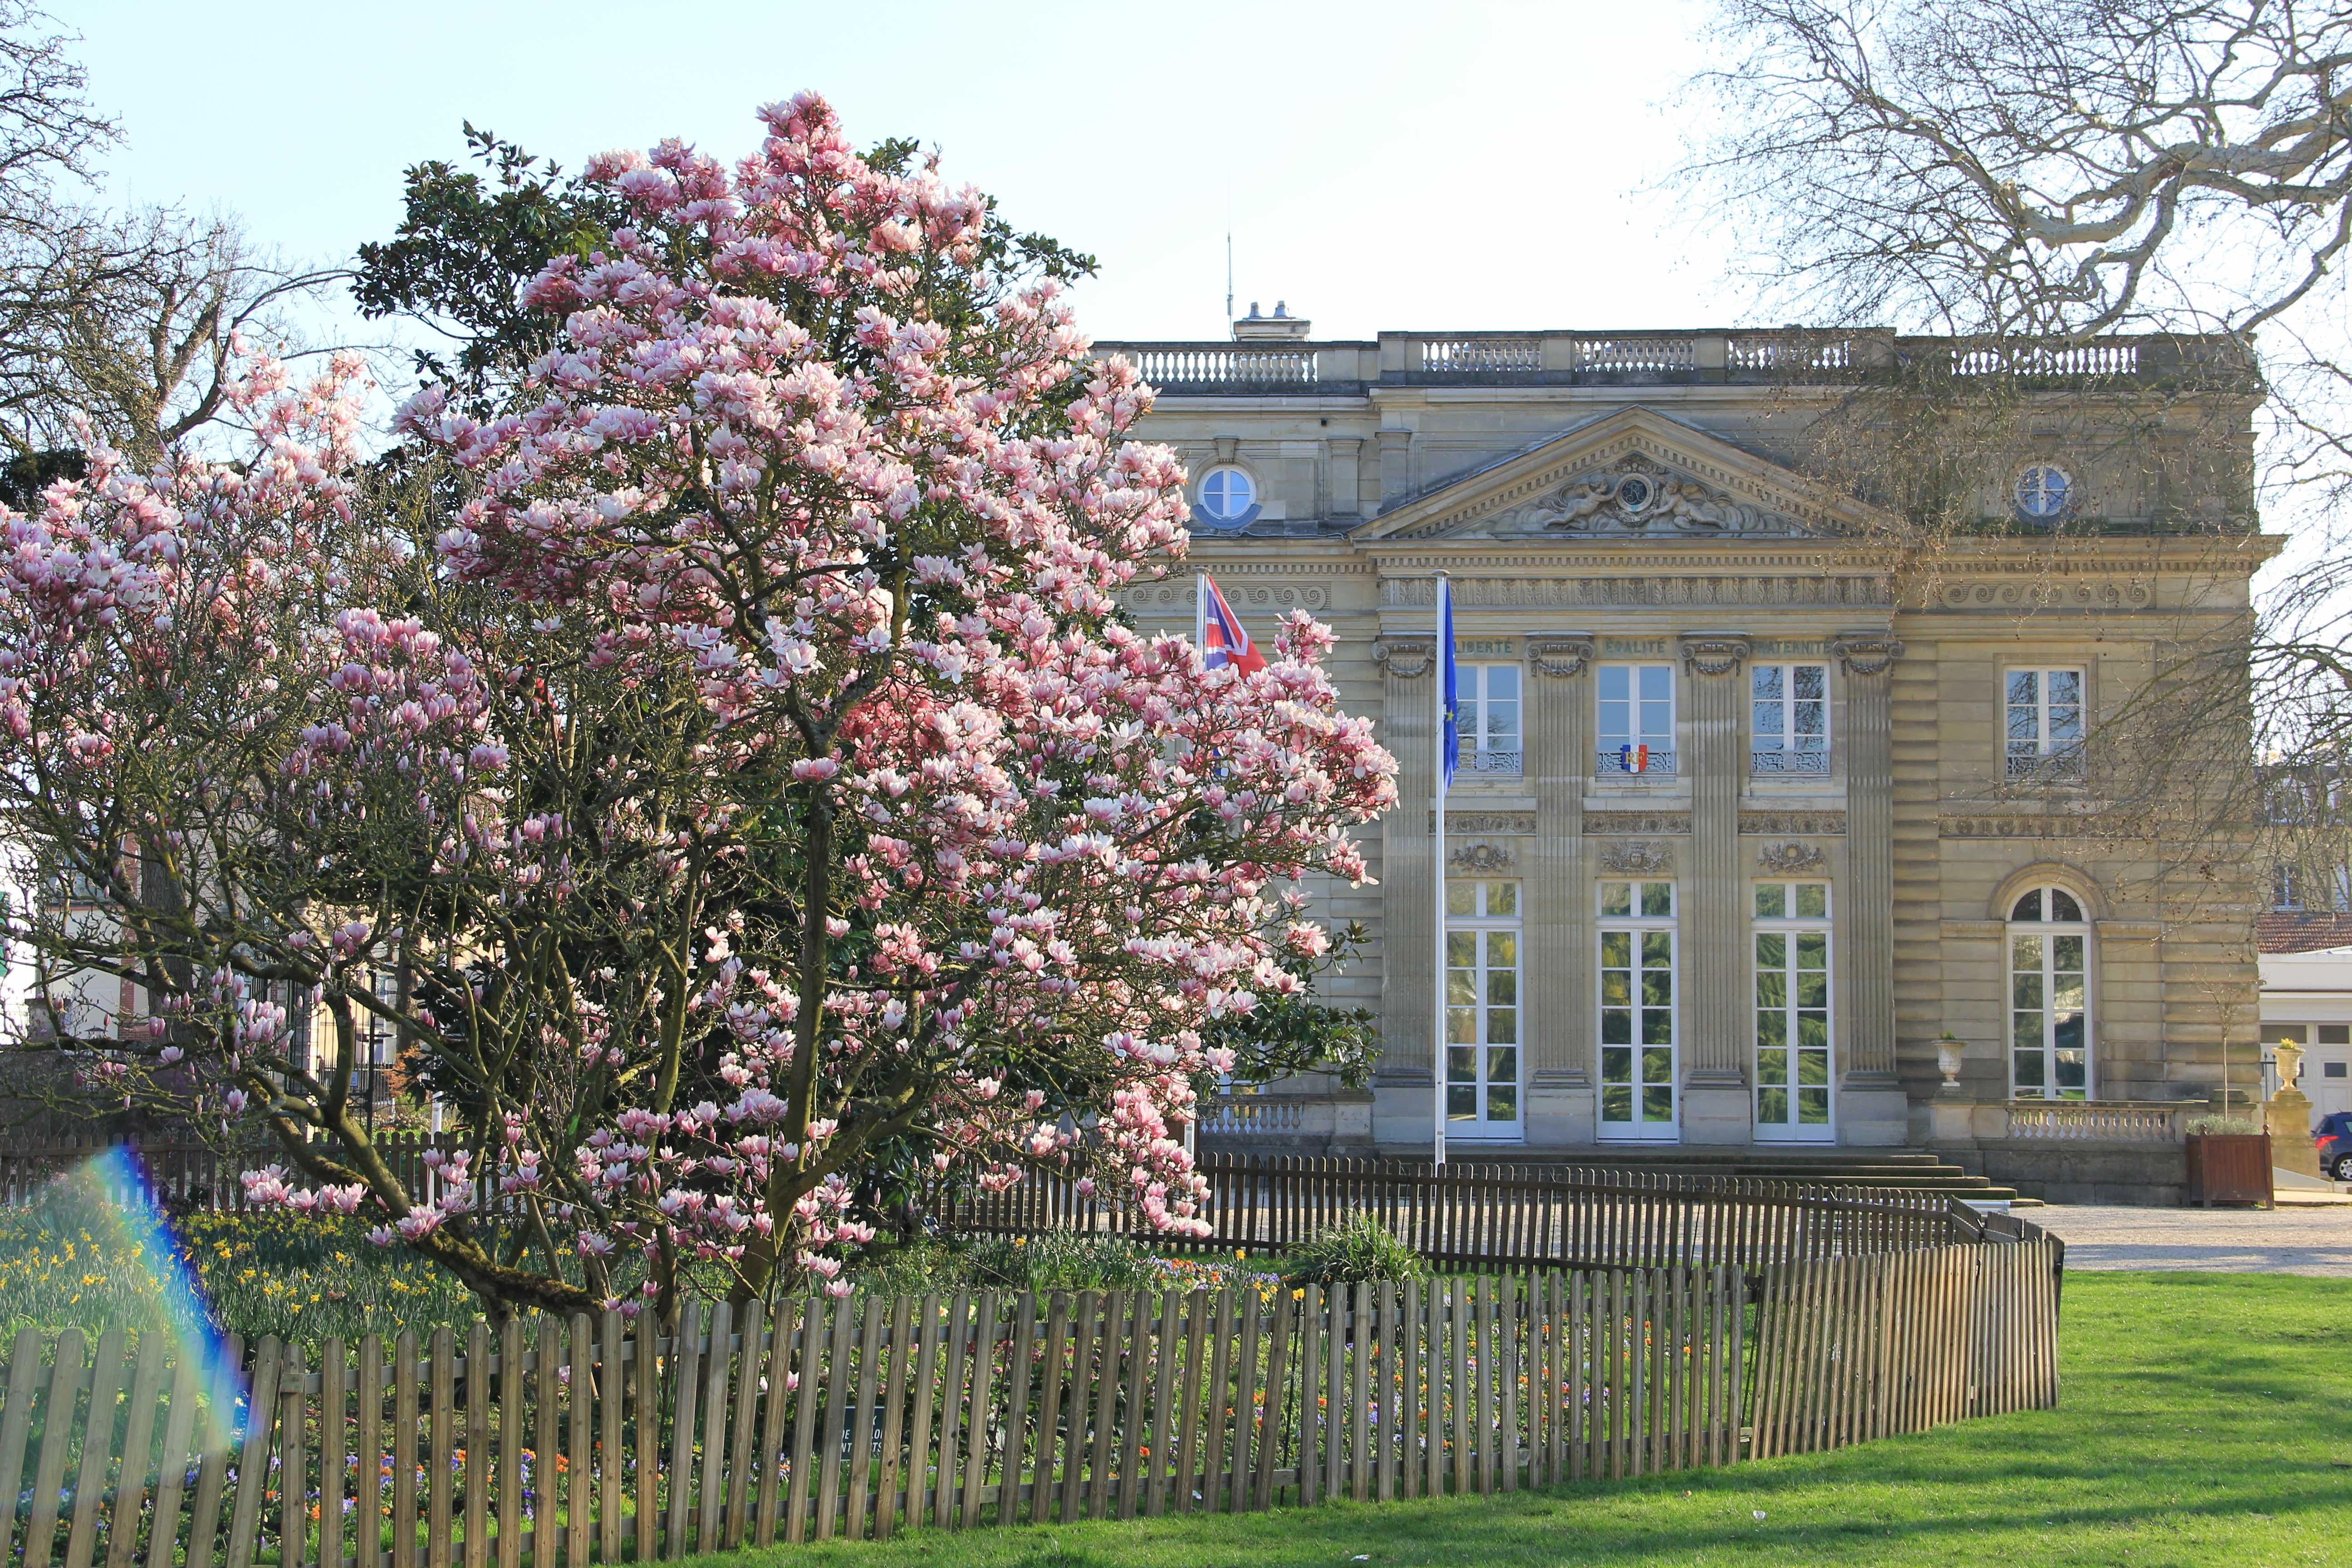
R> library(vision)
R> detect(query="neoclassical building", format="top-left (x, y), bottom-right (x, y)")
top-left (1110, 314), bottom-right (2273, 1176)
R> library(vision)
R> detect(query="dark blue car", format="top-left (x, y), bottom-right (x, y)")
top-left (2319, 1112), bottom-right (2352, 1182)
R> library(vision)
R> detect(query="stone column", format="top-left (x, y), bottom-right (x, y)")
top-left (1679, 633), bottom-right (1751, 1145)
top-left (1372, 634), bottom-right (1437, 1148)
top-left (1527, 637), bottom-right (1597, 1146)
top-left (1833, 633), bottom-right (1907, 1144)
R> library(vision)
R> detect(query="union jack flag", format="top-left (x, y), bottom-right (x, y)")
top-left (1198, 573), bottom-right (1267, 675)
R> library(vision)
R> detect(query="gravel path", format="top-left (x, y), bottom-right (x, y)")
top-left (2029, 1203), bottom-right (2352, 1277)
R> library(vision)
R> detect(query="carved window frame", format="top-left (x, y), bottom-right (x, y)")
top-left (2006, 886), bottom-right (2093, 1102)
top-left (2002, 666), bottom-right (2087, 783)
top-left (1751, 661), bottom-right (1831, 777)
top-left (1456, 662), bottom-right (1523, 777)
top-left (1445, 878), bottom-right (1524, 1133)
top-left (1752, 881), bottom-right (1835, 1138)
top-left (1597, 662), bottom-right (1677, 778)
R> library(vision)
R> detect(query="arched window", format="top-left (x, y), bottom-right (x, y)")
top-left (2008, 886), bottom-right (2090, 1099)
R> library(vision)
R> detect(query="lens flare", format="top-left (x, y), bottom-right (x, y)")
top-left (47, 1146), bottom-right (249, 1449)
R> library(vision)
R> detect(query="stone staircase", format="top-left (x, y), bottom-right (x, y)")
top-left (1422, 1146), bottom-right (2038, 1205)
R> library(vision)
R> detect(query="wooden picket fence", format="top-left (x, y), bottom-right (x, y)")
top-left (945, 1152), bottom-right (1999, 1271)
top-left (0, 1137), bottom-right (471, 1216)
top-left (4, 1144), bottom-right (2011, 1275)
top-left (0, 1237), bottom-right (2061, 1566)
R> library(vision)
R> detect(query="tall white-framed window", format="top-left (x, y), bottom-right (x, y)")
top-left (1751, 663), bottom-right (1829, 776)
top-left (1598, 880), bottom-right (1677, 1137)
top-left (1445, 879), bottom-right (1522, 1134)
top-left (1455, 664), bottom-right (1522, 777)
top-left (1753, 881), bottom-right (1833, 1139)
top-left (362, 964), bottom-right (402, 1068)
top-left (2009, 886), bottom-right (2091, 1100)
top-left (2004, 668), bottom-right (2085, 780)
top-left (1597, 664), bottom-right (1676, 777)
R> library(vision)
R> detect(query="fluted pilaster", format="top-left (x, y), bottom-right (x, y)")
top-left (1528, 638), bottom-right (1596, 1101)
top-left (1835, 634), bottom-right (1903, 1079)
top-left (1375, 637), bottom-right (1436, 1094)
top-left (1680, 635), bottom-right (1751, 1092)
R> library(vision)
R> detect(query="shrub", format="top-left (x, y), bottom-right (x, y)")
top-left (959, 1233), bottom-right (1169, 1293)
top-left (1277, 1214), bottom-right (1428, 1288)
top-left (849, 1232), bottom-right (1175, 1297)
top-left (2186, 1114), bottom-right (2266, 1136)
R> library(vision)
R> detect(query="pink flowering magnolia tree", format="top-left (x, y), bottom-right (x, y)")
top-left (0, 93), bottom-right (1396, 1324)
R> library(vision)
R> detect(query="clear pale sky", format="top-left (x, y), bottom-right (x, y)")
top-left (65, 0), bottom-right (1728, 348)
top-left (53, 0), bottom-right (2320, 588)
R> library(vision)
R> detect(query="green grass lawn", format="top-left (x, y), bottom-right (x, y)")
top-left (680, 1272), bottom-right (2352, 1568)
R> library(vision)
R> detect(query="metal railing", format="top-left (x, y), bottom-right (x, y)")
top-left (1458, 747), bottom-right (1523, 777)
top-left (2005, 748), bottom-right (2087, 784)
top-left (1595, 747), bottom-right (1678, 778)
top-left (1751, 746), bottom-right (1831, 777)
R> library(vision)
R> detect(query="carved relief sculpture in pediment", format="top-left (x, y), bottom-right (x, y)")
top-left (1501, 454), bottom-right (1817, 539)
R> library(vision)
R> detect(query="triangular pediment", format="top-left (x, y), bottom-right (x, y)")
top-left (1351, 407), bottom-right (1882, 543)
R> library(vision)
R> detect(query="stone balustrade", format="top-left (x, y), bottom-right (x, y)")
top-left (2000, 1099), bottom-right (2191, 1143)
top-left (1095, 331), bottom-right (2248, 394)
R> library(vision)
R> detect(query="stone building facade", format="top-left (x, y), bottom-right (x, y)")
top-left (1109, 318), bottom-right (2274, 1162)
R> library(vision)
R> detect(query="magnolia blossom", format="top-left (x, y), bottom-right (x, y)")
top-left (0, 93), bottom-right (1395, 1315)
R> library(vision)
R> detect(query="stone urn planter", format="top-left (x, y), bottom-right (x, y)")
top-left (1935, 1035), bottom-right (1965, 1091)
top-left (2185, 1131), bottom-right (2273, 1208)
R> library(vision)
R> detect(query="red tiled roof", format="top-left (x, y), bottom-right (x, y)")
top-left (2258, 911), bottom-right (2352, 954)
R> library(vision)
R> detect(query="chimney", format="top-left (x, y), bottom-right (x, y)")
top-left (1232, 298), bottom-right (1312, 342)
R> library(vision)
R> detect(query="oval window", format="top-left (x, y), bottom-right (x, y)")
top-left (2015, 464), bottom-right (2072, 522)
top-left (1195, 466), bottom-right (1257, 527)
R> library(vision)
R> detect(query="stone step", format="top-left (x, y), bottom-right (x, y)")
top-left (1391, 1145), bottom-right (2028, 1204)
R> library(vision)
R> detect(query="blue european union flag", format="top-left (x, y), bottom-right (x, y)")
top-left (1439, 577), bottom-right (1459, 790)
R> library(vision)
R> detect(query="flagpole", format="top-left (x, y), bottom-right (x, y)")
top-left (1433, 572), bottom-right (1449, 1171)
top-left (1188, 572), bottom-right (1209, 1166)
